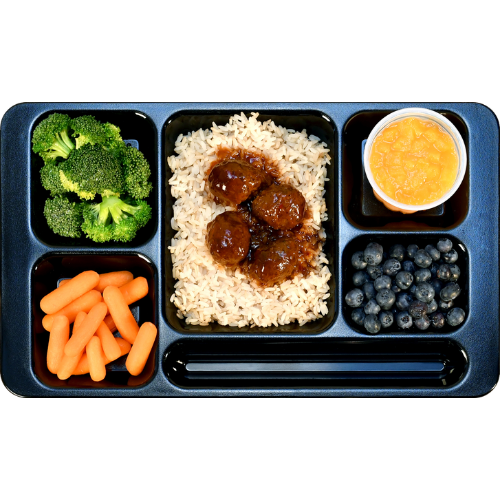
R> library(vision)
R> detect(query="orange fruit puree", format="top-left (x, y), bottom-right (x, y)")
top-left (369, 117), bottom-right (458, 206)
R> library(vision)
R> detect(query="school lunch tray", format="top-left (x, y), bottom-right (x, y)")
top-left (1, 102), bottom-right (498, 397)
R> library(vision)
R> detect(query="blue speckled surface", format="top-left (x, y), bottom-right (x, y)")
top-left (1, 102), bottom-right (498, 397)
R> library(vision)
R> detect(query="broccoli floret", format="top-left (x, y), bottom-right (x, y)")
top-left (121, 145), bottom-right (153, 199)
top-left (32, 113), bottom-right (75, 162)
top-left (60, 144), bottom-right (125, 200)
top-left (44, 195), bottom-right (83, 238)
top-left (71, 115), bottom-right (108, 149)
top-left (40, 161), bottom-right (67, 196)
top-left (81, 195), bottom-right (152, 243)
top-left (103, 122), bottom-right (126, 158)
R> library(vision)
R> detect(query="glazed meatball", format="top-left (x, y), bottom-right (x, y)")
top-left (207, 211), bottom-right (251, 267)
top-left (249, 238), bottom-right (299, 286)
top-left (251, 184), bottom-right (306, 230)
top-left (208, 161), bottom-right (269, 206)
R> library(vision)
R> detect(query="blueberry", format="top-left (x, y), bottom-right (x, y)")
top-left (364, 314), bottom-right (381, 334)
top-left (382, 258), bottom-right (402, 277)
top-left (351, 251), bottom-right (367, 270)
top-left (376, 289), bottom-right (396, 310)
top-left (409, 284), bottom-right (417, 296)
top-left (409, 300), bottom-right (428, 319)
top-left (414, 249), bottom-right (432, 268)
top-left (414, 268), bottom-right (431, 283)
top-left (414, 283), bottom-right (435, 303)
top-left (429, 278), bottom-right (444, 296)
top-left (389, 244), bottom-right (406, 262)
top-left (345, 289), bottom-right (364, 308)
top-left (407, 244), bottom-right (419, 259)
top-left (424, 245), bottom-right (441, 262)
top-left (446, 308), bottom-right (466, 327)
top-left (362, 281), bottom-right (377, 301)
top-left (430, 311), bottom-right (446, 329)
top-left (353, 270), bottom-right (370, 287)
top-left (427, 299), bottom-right (438, 314)
top-left (391, 284), bottom-right (402, 294)
top-left (439, 299), bottom-right (454, 311)
top-left (396, 311), bottom-right (413, 330)
top-left (437, 238), bottom-right (453, 253)
top-left (402, 260), bottom-right (416, 273)
top-left (379, 311), bottom-right (394, 328)
top-left (396, 292), bottom-right (413, 311)
top-left (351, 308), bottom-right (366, 326)
top-left (429, 262), bottom-right (439, 278)
top-left (374, 275), bottom-right (392, 291)
top-left (364, 242), bottom-right (384, 266)
top-left (436, 264), bottom-right (451, 281)
top-left (449, 264), bottom-right (461, 282)
top-left (440, 283), bottom-right (461, 302)
top-left (395, 271), bottom-right (414, 290)
top-left (443, 249), bottom-right (459, 264)
top-left (366, 265), bottom-right (383, 280)
top-left (415, 315), bottom-right (431, 331)
top-left (364, 299), bottom-right (381, 316)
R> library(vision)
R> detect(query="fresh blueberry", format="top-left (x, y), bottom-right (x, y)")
top-left (376, 289), bottom-right (396, 310)
top-left (414, 249), bottom-right (432, 268)
top-left (379, 311), bottom-right (394, 328)
top-left (439, 299), bottom-right (454, 311)
top-left (364, 299), bottom-right (381, 316)
top-left (443, 249), bottom-right (459, 264)
top-left (429, 279), bottom-right (444, 296)
top-left (409, 284), bottom-right (417, 296)
top-left (415, 315), bottom-right (431, 331)
top-left (396, 292), bottom-right (413, 311)
top-left (374, 275), bottom-right (392, 291)
top-left (414, 268), bottom-right (431, 283)
top-left (414, 283), bottom-right (435, 303)
top-left (430, 311), bottom-right (446, 329)
top-left (351, 251), bottom-right (367, 270)
top-left (382, 258), bottom-right (401, 277)
top-left (362, 281), bottom-right (377, 301)
top-left (345, 289), bottom-right (364, 308)
top-left (429, 262), bottom-right (439, 278)
top-left (437, 238), bottom-right (453, 253)
top-left (389, 244), bottom-right (406, 262)
top-left (446, 308), bottom-right (466, 327)
top-left (408, 300), bottom-right (428, 319)
top-left (396, 311), bottom-right (413, 330)
top-left (449, 264), bottom-right (461, 282)
top-left (353, 270), bottom-right (370, 287)
top-left (425, 245), bottom-right (441, 262)
top-left (402, 260), bottom-right (416, 273)
top-left (440, 283), bottom-right (461, 302)
top-left (351, 308), bottom-right (366, 326)
top-left (395, 271), bottom-right (414, 290)
top-left (392, 284), bottom-right (402, 294)
top-left (436, 264), bottom-right (451, 281)
top-left (364, 314), bottom-right (381, 334)
top-left (427, 299), bottom-right (438, 314)
top-left (407, 244), bottom-right (419, 259)
top-left (366, 265), bottom-right (383, 280)
top-left (364, 242), bottom-right (384, 266)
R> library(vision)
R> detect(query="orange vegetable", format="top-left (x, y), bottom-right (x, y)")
top-left (47, 315), bottom-right (70, 374)
top-left (64, 302), bottom-right (108, 357)
top-left (95, 321), bottom-right (121, 362)
top-left (86, 336), bottom-right (106, 382)
top-left (103, 286), bottom-right (139, 344)
top-left (58, 279), bottom-right (70, 287)
top-left (119, 277), bottom-right (149, 305)
top-left (56, 312), bottom-right (87, 380)
top-left (103, 315), bottom-right (117, 333)
top-left (40, 270), bottom-right (99, 314)
top-left (95, 271), bottom-right (134, 293)
top-left (126, 322), bottom-right (157, 376)
top-left (42, 290), bottom-right (102, 331)
top-left (73, 337), bottom-right (131, 375)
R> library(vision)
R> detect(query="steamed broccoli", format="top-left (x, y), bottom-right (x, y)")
top-left (60, 144), bottom-right (125, 200)
top-left (40, 161), bottom-right (67, 196)
top-left (32, 113), bottom-right (75, 162)
top-left (121, 145), bottom-right (153, 199)
top-left (81, 196), bottom-right (152, 243)
top-left (71, 115), bottom-right (108, 149)
top-left (44, 195), bottom-right (83, 238)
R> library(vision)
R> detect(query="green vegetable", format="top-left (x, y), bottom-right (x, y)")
top-left (44, 195), bottom-right (83, 238)
top-left (71, 115), bottom-right (108, 149)
top-left (32, 113), bottom-right (75, 162)
top-left (40, 161), bottom-right (67, 196)
top-left (121, 145), bottom-right (153, 199)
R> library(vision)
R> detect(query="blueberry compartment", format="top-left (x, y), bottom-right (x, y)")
top-left (31, 253), bottom-right (158, 389)
top-left (342, 234), bottom-right (469, 335)
top-left (30, 109), bottom-right (158, 247)
top-left (342, 111), bottom-right (470, 230)
top-left (163, 110), bottom-right (338, 334)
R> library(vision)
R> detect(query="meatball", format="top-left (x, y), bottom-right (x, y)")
top-left (251, 184), bottom-right (306, 230)
top-left (207, 211), bottom-right (251, 267)
top-left (249, 238), bottom-right (299, 286)
top-left (208, 161), bottom-right (269, 206)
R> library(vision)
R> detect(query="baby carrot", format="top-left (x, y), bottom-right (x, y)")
top-left (103, 286), bottom-right (140, 344)
top-left (103, 315), bottom-right (117, 333)
top-left (95, 271), bottom-right (134, 293)
top-left (42, 290), bottom-right (102, 331)
top-left (73, 337), bottom-right (131, 375)
top-left (73, 310), bottom-right (87, 332)
top-left (58, 279), bottom-right (70, 287)
top-left (126, 322), bottom-right (157, 376)
top-left (56, 311), bottom-right (87, 380)
top-left (119, 277), bottom-right (149, 305)
top-left (40, 270), bottom-right (99, 314)
top-left (64, 302), bottom-right (108, 357)
top-left (47, 315), bottom-right (70, 374)
top-left (86, 336), bottom-right (106, 382)
top-left (95, 321), bottom-right (121, 362)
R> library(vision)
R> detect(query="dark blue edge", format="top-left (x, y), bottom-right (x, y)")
top-left (0, 102), bottom-right (498, 397)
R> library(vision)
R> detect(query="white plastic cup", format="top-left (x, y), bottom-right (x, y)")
top-left (363, 108), bottom-right (467, 214)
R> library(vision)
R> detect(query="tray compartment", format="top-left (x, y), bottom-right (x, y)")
top-left (30, 109), bottom-right (158, 247)
top-left (342, 110), bottom-right (469, 230)
top-left (163, 110), bottom-right (338, 334)
top-left (163, 339), bottom-right (468, 389)
top-left (342, 233), bottom-right (469, 334)
top-left (31, 253), bottom-right (158, 389)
